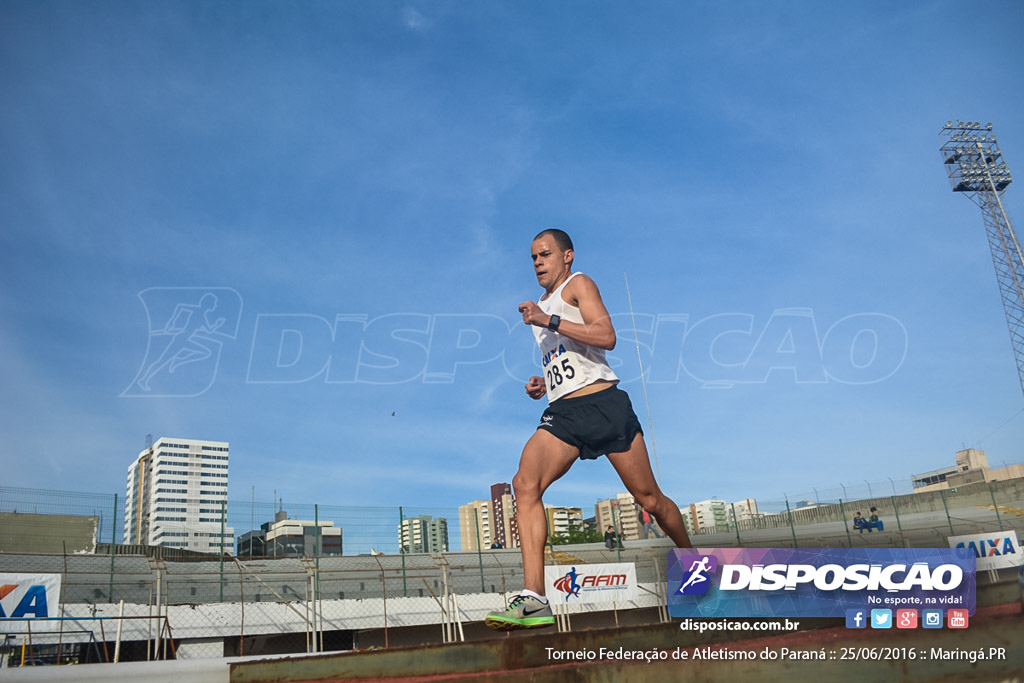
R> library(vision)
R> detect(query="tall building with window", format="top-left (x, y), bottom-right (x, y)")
top-left (398, 515), bottom-right (448, 554)
top-left (124, 437), bottom-right (235, 554)
top-left (687, 499), bottom-right (728, 534)
top-left (544, 505), bottom-right (583, 541)
top-left (615, 492), bottom-right (642, 540)
top-left (459, 501), bottom-right (493, 550)
top-left (490, 483), bottom-right (519, 549)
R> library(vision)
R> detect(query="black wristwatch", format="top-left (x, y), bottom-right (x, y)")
top-left (547, 314), bottom-right (561, 331)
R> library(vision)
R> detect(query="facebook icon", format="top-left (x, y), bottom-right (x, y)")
top-left (845, 609), bottom-right (867, 629)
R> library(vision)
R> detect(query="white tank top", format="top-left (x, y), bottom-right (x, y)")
top-left (532, 272), bottom-right (619, 402)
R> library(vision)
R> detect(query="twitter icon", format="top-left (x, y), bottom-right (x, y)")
top-left (870, 609), bottom-right (892, 629)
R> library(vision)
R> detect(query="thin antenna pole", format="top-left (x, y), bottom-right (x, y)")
top-left (624, 271), bottom-right (662, 485)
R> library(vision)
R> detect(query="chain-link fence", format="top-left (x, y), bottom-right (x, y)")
top-left (2, 479), bottom-right (1023, 663)
top-left (4, 477), bottom-right (1023, 555)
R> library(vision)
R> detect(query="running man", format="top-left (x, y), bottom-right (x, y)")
top-left (678, 556), bottom-right (712, 593)
top-left (485, 229), bottom-right (692, 631)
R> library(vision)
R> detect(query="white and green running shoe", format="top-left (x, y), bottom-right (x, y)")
top-left (485, 594), bottom-right (555, 630)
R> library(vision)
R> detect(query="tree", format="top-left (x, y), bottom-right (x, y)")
top-left (549, 519), bottom-right (602, 545)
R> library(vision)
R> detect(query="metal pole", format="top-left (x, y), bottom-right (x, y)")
top-left (939, 489), bottom-right (955, 535)
top-left (109, 493), bottom-right (117, 604)
top-left (611, 505), bottom-right (622, 561)
top-left (314, 503), bottom-right (321, 602)
top-left (730, 503), bottom-right (741, 546)
top-left (891, 495), bottom-right (902, 532)
top-left (399, 507), bottom-right (408, 597)
top-left (840, 499), bottom-right (852, 547)
top-left (785, 498), bottom-right (798, 548)
top-left (988, 483), bottom-right (1005, 531)
top-left (474, 508), bottom-right (485, 593)
top-left (219, 499), bottom-right (226, 602)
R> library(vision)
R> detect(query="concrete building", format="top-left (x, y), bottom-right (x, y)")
top-left (616, 493), bottom-right (642, 540)
top-left (237, 511), bottom-right (343, 557)
top-left (459, 501), bottom-right (493, 550)
top-left (687, 499), bottom-right (728, 533)
top-left (124, 437), bottom-right (234, 554)
top-left (398, 515), bottom-right (448, 554)
top-left (594, 498), bottom-right (622, 536)
top-left (598, 495), bottom-right (663, 540)
top-left (544, 505), bottom-right (583, 541)
top-left (729, 498), bottom-right (761, 526)
top-left (264, 511), bottom-right (343, 557)
top-left (913, 448), bottom-right (1024, 493)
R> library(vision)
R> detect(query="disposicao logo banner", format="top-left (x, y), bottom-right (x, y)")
top-left (667, 548), bottom-right (976, 618)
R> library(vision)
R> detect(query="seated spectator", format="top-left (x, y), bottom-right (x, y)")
top-left (853, 511), bottom-right (870, 533)
top-left (868, 507), bottom-right (884, 531)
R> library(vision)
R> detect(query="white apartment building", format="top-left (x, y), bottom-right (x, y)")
top-left (615, 492), bottom-right (642, 540)
top-left (124, 437), bottom-right (235, 554)
top-left (687, 499), bottom-right (728, 533)
top-left (398, 515), bottom-right (449, 554)
top-left (459, 501), bottom-right (493, 550)
top-left (544, 505), bottom-right (583, 540)
top-left (729, 498), bottom-right (760, 526)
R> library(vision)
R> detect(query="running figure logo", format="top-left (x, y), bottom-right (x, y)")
top-left (676, 555), bottom-right (718, 596)
top-left (553, 567), bottom-right (583, 601)
top-left (122, 288), bottom-right (242, 397)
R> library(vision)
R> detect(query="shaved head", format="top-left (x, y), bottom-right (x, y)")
top-left (533, 228), bottom-right (573, 253)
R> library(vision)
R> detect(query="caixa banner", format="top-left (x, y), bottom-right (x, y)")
top-left (0, 574), bottom-right (62, 619)
top-left (667, 548), bottom-right (976, 618)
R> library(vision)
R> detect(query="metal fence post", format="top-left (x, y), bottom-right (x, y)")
top-left (219, 499), bottom-right (226, 602)
top-left (839, 499), bottom-right (852, 547)
top-left (474, 508), bottom-right (485, 593)
top-left (399, 507), bottom-right (408, 597)
top-left (109, 493), bottom-right (117, 603)
top-left (730, 503), bottom-right (742, 546)
top-left (939, 489), bottom-right (955, 535)
top-left (314, 504), bottom-right (321, 614)
top-left (785, 498), bottom-right (798, 548)
top-left (611, 504), bottom-right (622, 561)
top-left (987, 484), bottom-right (1004, 531)
top-left (890, 495), bottom-right (902, 532)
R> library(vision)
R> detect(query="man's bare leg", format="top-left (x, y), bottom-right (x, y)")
top-left (607, 434), bottom-right (692, 548)
top-left (511, 429), bottom-right (579, 595)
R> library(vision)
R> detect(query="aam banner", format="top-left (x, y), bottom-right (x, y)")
top-left (0, 573), bottom-right (62, 619)
top-left (667, 548), bottom-right (976, 618)
top-left (545, 562), bottom-right (638, 605)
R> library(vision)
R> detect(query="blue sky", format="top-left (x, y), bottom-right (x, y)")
top-left (2, 1), bottom-right (1024, 522)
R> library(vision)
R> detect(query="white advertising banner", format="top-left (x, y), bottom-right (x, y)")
top-left (948, 530), bottom-right (1022, 571)
top-left (544, 562), bottom-right (637, 605)
top-left (0, 573), bottom-right (62, 619)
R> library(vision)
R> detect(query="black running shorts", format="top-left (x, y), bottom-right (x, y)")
top-left (537, 385), bottom-right (643, 460)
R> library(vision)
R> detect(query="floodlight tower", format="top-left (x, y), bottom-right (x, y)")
top-left (939, 121), bottom-right (1021, 395)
